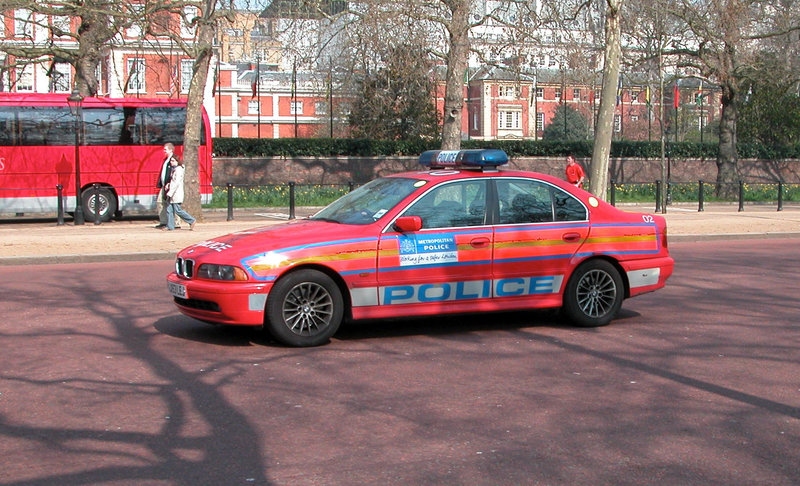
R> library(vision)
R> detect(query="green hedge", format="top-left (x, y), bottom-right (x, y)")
top-left (212, 137), bottom-right (800, 159)
top-left (212, 138), bottom-right (440, 157)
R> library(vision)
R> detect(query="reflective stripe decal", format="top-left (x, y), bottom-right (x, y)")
top-left (350, 276), bottom-right (564, 307)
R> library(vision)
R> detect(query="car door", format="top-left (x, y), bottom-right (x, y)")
top-left (492, 177), bottom-right (589, 308)
top-left (376, 179), bottom-right (494, 313)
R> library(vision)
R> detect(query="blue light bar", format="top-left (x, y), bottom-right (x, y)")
top-left (419, 149), bottom-right (509, 168)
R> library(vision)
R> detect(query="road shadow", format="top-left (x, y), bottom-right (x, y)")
top-left (155, 306), bottom-right (644, 348)
top-left (154, 315), bottom-right (271, 347)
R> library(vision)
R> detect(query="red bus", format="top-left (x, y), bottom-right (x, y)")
top-left (0, 93), bottom-right (212, 221)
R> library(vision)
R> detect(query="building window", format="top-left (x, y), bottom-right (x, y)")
top-left (499, 85), bottom-right (517, 98)
top-left (291, 101), bottom-right (303, 115)
top-left (50, 62), bottom-right (71, 92)
top-left (248, 100), bottom-right (259, 114)
top-left (536, 87), bottom-right (543, 99)
top-left (182, 6), bottom-right (197, 37)
top-left (315, 101), bottom-right (328, 115)
top-left (498, 110), bottom-right (521, 130)
top-left (555, 88), bottom-right (562, 101)
top-left (127, 4), bottom-right (144, 37)
top-left (180, 59), bottom-right (193, 93)
top-left (15, 9), bottom-right (33, 38)
top-left (614, 114), bottom-right (621, 132)
top-left (472, 112), bottom-right (479, 130)
top-left (536, 112), bottom-right (544, 131)
top-left (16, 65), bottom-right (33, 91)
top-left (126, 58), bottom-right (145, 93)
top-left (51, 16), bottom-right (70, 37)
top-left (95, 63), bottom-right (103, 93)
top-left (631, 115), bottom-right (639, 122)
top-left (573, 88), bottom-right (581, 100)
top-left (631, 90), bottom-right (640, 102)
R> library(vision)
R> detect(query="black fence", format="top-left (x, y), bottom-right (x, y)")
top-left (3, 180), bottom-right (797, 223)
top-left (215, 180), bottom-right (798, 221)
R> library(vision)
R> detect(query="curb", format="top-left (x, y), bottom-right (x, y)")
top-left (3, 232), bottom-right (799, 266)
top-left (670, 232), bottom-right (800, 242)
top-left (1, 251), bottom-right (177, 266)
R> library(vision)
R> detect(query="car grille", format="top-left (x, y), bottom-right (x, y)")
top-left (174, 296), bottom-right (221, 312)
top-left (175, 257), bottom-right (195, 278)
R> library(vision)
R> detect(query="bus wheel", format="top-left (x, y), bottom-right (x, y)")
top-left (81, 186), bottom-right (117, 222)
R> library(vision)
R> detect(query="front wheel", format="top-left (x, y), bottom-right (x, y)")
top-left (265, 269), bottom-right (344, 347)
top-left (562, 260), bottom-right (624, 327)
top-left (81, 186), bottom-right (117, 222)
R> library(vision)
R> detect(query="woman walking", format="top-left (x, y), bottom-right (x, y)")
top-left (163, 155), bottom-right (196, 231)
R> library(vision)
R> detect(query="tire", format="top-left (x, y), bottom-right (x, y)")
top-left (265, 269), bottom-right (344, 347)
top-left (562, 259), bottom-right (624, 327)
top-left (81, 186), bottom-right (117, 223)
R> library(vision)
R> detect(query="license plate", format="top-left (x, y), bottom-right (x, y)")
top-left (168, 281), bottom-right (187, 299)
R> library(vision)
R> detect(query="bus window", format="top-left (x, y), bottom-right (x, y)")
top-left (0, 108), bottom-right (17, 145)
top-left (82, 107), bottom-right (129, 146)
top-left (0, 106), bottom-right (75, 146)
top-left (140, 107), bottom-right (187, 145)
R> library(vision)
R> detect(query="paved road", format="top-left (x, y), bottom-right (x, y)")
top-left (1, 239), bottom-right (798, 485)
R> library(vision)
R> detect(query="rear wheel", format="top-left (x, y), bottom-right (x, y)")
top-left (265, 269), bottom-right (344, 347)
top-left (562, 259), bottom-right (623, 327)
top-left (81, 186), bottom-right (117, 222)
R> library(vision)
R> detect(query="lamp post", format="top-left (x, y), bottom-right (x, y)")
top-left (67, 89), bottom-right (85, 225)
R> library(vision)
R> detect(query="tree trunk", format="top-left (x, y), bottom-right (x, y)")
top-left (74, 5), bottom-right (107, 96)
top-left (181, 1), bottom-right (216, 220)
top-left (440, 0), bottom-right (470, 150)
top-left (716, 80), bottom-right (739, 198)
top-left (589, 0), bottom-right (624, 200)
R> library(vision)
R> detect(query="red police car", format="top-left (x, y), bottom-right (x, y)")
top-left (167, 149), bottom-right (673, 347)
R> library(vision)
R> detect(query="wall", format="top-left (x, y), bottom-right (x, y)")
top-left (212, 156), bottom-right (800, 186)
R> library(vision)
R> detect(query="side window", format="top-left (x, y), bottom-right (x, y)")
top-left (554, 188), bottom-right (587, 221)
top-left (403, 180), bottom-right (487, 229)
top-left (497, 179), bottom-right (554, 224)
top-left (82, 108), bottom-right (129, 145)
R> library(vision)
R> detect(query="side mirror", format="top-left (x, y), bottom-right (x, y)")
top-left (393, 215), bottom-right (422, 232)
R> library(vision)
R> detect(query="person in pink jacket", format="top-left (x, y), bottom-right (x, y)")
top-left (163, 155), bottom-right (197, 231)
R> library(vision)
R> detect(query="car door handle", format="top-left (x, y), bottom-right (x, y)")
top-left (562, 232), bottom-right (582, 243)
top-left (470, 237), bottom-right (491, 248)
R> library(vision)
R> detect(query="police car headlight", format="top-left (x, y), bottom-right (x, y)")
top-left (197, 264), bottom-right (248, 281)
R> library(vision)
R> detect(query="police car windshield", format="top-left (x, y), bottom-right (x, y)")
top-left (311, 177), bottom-right (422, 225)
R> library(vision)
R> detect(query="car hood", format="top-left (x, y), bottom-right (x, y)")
top-left (178, 219), bottom-right (377, 263)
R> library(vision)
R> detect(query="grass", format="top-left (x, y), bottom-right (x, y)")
top-left (204, 183), bottom-right (352, 209)
top-left (202, 182), bottom-right (800, 209)
top-left (610, 182), bottom-right (800, 204)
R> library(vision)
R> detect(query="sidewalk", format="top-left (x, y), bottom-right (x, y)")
top-left (1, 204), bottom-right (799, 265)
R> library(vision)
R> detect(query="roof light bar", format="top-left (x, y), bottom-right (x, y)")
top-left (419, 149), bottom-right (509, 169)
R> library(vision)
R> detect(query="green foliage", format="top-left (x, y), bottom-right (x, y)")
top-left (541, 105), bottom-right (590, 141)
top-left (348, 44), bottom-right (441, 140)
top-left (213, 137), bottom-right (441, 157)
top-left (213, 137), bottom-right (800, 160)
top-left (738, 53), bottom-right (800, 146)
